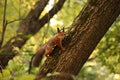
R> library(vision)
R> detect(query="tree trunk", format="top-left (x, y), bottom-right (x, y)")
top-left (35, 0), bottom-right (120, 80)
top-left (0, 0), bottom-right (65, 71)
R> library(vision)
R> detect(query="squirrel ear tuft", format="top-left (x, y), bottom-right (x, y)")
top-left (57, 27), bottom-right (60, 32)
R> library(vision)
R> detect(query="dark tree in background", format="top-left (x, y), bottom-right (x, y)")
top-left (0, 0), bottom-right (65, 71)
top-left (0, 0), bottom-right (120, 80)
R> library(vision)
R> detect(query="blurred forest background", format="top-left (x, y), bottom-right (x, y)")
top-left (0, 0), bottom-right (120, 80)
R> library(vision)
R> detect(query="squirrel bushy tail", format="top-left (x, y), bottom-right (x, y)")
top-left (28, 47), bottom-right (45, 74)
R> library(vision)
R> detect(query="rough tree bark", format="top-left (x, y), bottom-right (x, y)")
top-left (35, 0), bottom-right (120, 80)
top-left (0, 0), bottom-right (66, 71)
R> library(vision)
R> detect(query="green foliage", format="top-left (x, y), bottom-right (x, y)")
top-left (0, 0), bottom-right (37, 45)
top-left (24, 34), bottom-right (33, 39)
top-left (78, 62), bottom-right (120, 80)
top-left (96, 17), bottom-right (120, 73)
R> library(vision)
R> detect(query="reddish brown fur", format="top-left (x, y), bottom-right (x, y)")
top-left (32, 28), bottom-right (65, 67)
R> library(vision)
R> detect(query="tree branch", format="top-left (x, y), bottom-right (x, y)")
top-left (38, 0), bottom-right (66, 27)
top-left (0, 0), bottom-right (7, 48)
top-left (26, 0), bottom-right (49, 20)
top-left (7, 19), bottom-right (24, 24)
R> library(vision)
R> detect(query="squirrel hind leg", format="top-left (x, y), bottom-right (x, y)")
top-left (45, 46), bottom-right (53, 59)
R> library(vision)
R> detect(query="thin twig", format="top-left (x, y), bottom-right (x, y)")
top-left (0, 0), bottom-right (7, 48)
top-left (7, 19), bottom-right (24, 24)
top-left (19, 0), bottom-right (21, 19)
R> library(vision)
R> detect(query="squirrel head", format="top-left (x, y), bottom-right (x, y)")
top-left (57, 27), bottom-right (65, 39)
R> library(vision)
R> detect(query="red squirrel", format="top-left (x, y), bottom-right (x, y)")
top-left (28, 28), bottom-right (65, 74)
